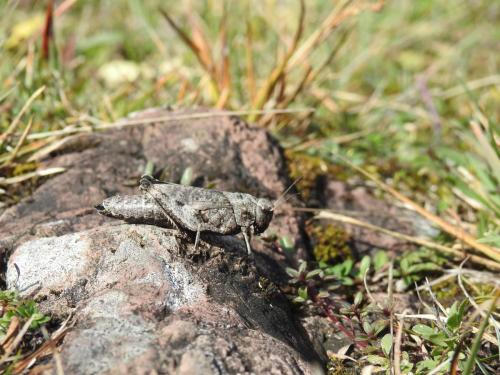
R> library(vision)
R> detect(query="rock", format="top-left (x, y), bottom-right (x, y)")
top-left (0, 108), bottom-right (308, 266)
top-left (1, 109), bottom-right (322, 374)
top-left (324, 181), bottom-right (439, 254)
top-left (301, 316), bottom-right (351, 359)
top-left (7, 225), bottom-right (321, 374)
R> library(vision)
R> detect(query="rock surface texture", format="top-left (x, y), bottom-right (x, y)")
top-left (324, 181), bottom-right (438, 254)
top-left (0, 109), bottom-right (322, 374)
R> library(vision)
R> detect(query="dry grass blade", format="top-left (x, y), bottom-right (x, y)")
top-left (0, 316), bottom-right (20, 351)
top-left (12, 326), bottom-right (68, 374)
top-left (282, 65), bottom-right (313, 105)
top-left (26, 108), bottom-right (315, 140)
top-left (256, 1), bottom-right (381, 124)
top-left (216, 4), bottom-right (230, 108)
top-left (427, 357), bottom-right (453, 375)
top-left (334, 154), bottom-right (500, 262)
top-left (12, 313), bottom-right (72, 374)
top-left (363, 268), bottom-right (381, 309)
top-left (259, 30), bottom-right (348, 126)
top-left (0, 167), bottom-right (66, 185)
top-left (0, 315), bottom-right (35, 364)
top-left (215, 87), bottom-right (230, 110)
top-left (287, 0), bottom-right (384, 70)
top-left (40, 326), bottom-right (64, 375)
top-left (260, 67), bottom-right (313, 128)
top-left (290, 0), bottom-right (306, 53)
top-left (160, 9), bottom-right (211, 74)
top-left (292, 127), bottom-right (376, 151)
top-left (250, 45), bottom-right (288, 114)
top-left (0, 83), bottom-right (19, 103)
top-left (245, 18), bottom-right (256, 101)
top-left (6, 116), bottom-right (34, 164)
top-left (434, 74), bottom-right (500, 99)
top-left (188, 13), bottom-right (215, 76)
top-left (8, 0), bottom-right (77, 51)
top-left (250, 0), bottom-right (305, 115)
top-left (0, 140), bottom-right (49, 164)
top-left (308, 209), bottom-right (500, 271)
top-left (286, 0), bottom-right (347, 69)
top-left (327, 347), bottom-right (357, 362)
top-left (161, 8), bottom-right (224, 101)
top-left (394, 311), bottom-right (407, 375)
top-left (54, 0), bottom-right (77, 17)
top-left (0, 86), bottom-right (45, 148)
top-left (42, 0), bottom-right (54, 60)
top-left (27, 135), bottom-right (97, 162)
top-left (304, 30), bottom-right (349, 86)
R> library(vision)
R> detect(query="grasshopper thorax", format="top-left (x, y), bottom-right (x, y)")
top-left (254, 198), bottom-right (273, 234)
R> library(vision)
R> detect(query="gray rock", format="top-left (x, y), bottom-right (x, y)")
top-left (7, 224), bottom-right (321, 374)
top-left (1, 109), bottom-right (322, 374)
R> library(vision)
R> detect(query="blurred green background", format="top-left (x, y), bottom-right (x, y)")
top-left (1, 0), bottom-right (499, 242)
top-left (1, 2), bottom-right (499, 373)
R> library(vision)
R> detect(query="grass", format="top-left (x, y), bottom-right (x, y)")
top-left (0, 0), bottom-right (498, 373)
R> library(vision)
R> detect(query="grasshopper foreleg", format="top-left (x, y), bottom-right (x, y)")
top-left (241, 227), bottom-right (252, 255)
top-left (194, 223), bottom-right (201, 250)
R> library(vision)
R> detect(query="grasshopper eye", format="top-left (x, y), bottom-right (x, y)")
top-left (140, 175), bottom-right (155, 191)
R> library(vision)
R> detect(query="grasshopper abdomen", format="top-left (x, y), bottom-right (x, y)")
top-left (96, 194), bottom-right (175, 228)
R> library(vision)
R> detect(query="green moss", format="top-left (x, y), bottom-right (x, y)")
top-left (285, 150), bottom-right (345, 201)
top-left (430, 279), bottom-right (461, 307)
top-left (429, 279), bottom-right (496, 307)
top-left (309, 224), bottom-right (352, 263)
top-left (12, 161), bottom-right (38, 176)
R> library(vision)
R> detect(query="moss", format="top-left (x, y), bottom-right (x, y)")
top-left (429, 278), bottom-right (496, 308)
top-left (309, 224), bottom-right (352, 263)
top-left (469, 283), bottom-right (497, 302)
top-left (327, 358), bottom-right (356, 375)
top-left (12, 161), bottom-right (38, 176)
top-left (430, 279), bottom-right (462, 307)
top-left (285, 150), bottom-right (345, 200)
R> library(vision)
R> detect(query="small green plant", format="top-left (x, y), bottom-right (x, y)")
top-left (0, 290), bottom-right (53, 374)
top-left (394, 248), bottom-right (447, 290)
top-left (0, 290), bottom-right (50, 334)
top-left (407, 299), bottom-right (472, 374)
top-left (284, 251), bottom-right (498, 373)
top-left (285, 257), bottom-right (391, 350)
top-left (365, 350), bottom-right (414, 375)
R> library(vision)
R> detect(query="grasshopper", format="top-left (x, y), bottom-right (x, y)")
top-left (96, 175), bottom-right (276, 254)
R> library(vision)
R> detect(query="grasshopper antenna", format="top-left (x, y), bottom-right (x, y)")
top-left (272, 177), bottom-right (302, 211)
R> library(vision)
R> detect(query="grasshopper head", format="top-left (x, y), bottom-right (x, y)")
top-left (255, 198), bottom-right (273, 234)
top-left (139, 175), bottom-right (155, 191)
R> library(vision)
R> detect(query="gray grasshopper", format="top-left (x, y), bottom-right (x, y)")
top-left (96, 175), bottom-right (275, 254)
